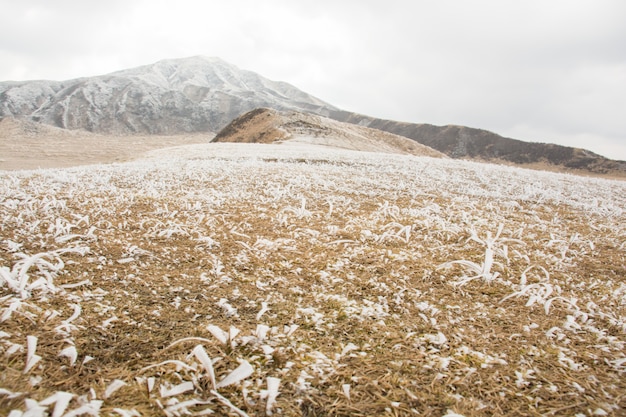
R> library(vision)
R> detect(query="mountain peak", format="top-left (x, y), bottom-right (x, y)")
top-left (108, 56), bottom-right (260, 91)
top-left (112, 56), bottom-right (236, 79)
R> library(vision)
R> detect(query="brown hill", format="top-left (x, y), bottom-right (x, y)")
top-left (213, 108), bottom-right (446, 158)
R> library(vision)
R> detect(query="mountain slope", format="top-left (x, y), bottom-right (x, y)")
top-left (330, 111), bottom-right (626, 176)
top-left (213, 108), bottom-right (446, 158)
top-left (0, 56), bottom-right (338, 134)
top-left (1, 56), bottom-right (624, 176)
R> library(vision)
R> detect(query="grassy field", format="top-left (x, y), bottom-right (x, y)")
top-left (1, 143), bottom-right (625, 416)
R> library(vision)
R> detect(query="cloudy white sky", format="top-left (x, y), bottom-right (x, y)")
top-left (1, 0), bottom-right (625, 160)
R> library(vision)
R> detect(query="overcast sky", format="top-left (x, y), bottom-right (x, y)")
top-left (1, 0), bottom-right (625, 160)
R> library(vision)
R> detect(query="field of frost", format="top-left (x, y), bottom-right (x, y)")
top-left (1, 142), bottom-right (625, 417)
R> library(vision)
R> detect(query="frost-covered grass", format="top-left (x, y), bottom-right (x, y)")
top-left (1, 143), bottom-right (625, 416)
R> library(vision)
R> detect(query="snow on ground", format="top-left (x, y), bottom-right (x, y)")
top-left (1, 143), bottom-right (625, 416)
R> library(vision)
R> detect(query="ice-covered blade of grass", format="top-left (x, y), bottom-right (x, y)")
top-left (215, 360), bottom-right (254, 388)
top-left (58, 346), bottom-right (78, 366)
top-left (265, 377), bottom-right (281, 415)
top-left (159, 381), bottom-right (194, 398)
top-left (1, 247), bottom-right (89, 299)
top-left (24, 335), bottom-right (41, 374)
top-left (103, 379), bottom-right (127, 399)
top-left (39, 391), bottom-right (73, 417)
top-left (192, 344), bottom-right (216, 390)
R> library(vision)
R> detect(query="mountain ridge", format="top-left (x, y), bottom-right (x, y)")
top-left (1, 56), bottom-right (624, 176)
top-left (329, 110), bottom-right (626, 175)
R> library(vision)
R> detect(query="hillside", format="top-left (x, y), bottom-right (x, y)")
top-left (1, 55), bottom-right (624, 176)
top-left (1, 143), bottom-right (625, 416)
top-left (330, 111), bottom-right (626, 177)
top-left (212, 108), bottom-right (446, 158)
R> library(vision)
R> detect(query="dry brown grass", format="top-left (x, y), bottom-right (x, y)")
top-left (0, 117), bottom-right (213, 170)
top-left (1, 143), bottom-right (625, 416)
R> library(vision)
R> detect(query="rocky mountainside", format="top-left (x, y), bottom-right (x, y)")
top-left (0, 56), bottom-right (337, 134)
top-left (213, 108), bottom-right (446, 158)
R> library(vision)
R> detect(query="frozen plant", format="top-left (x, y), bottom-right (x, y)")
top-left (437, 224), bottom-right (522, 286)
top-left (280, 197), bottom-right (312, 219)
top-left (0, 247), bottom-right (89, 299)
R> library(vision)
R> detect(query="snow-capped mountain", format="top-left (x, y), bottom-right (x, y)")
top-left (0, 56), bottom-right (337, 134)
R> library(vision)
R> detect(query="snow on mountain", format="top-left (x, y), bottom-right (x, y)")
top-left (0, 56), bottom-right (338, 134)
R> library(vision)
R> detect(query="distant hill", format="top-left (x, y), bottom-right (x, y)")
top-left (1, 56), bottom-right (624, 176)
top-left (213, 108), bottom-right (446, 158)
top-left (330, 111), bottom-right (626, 177)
